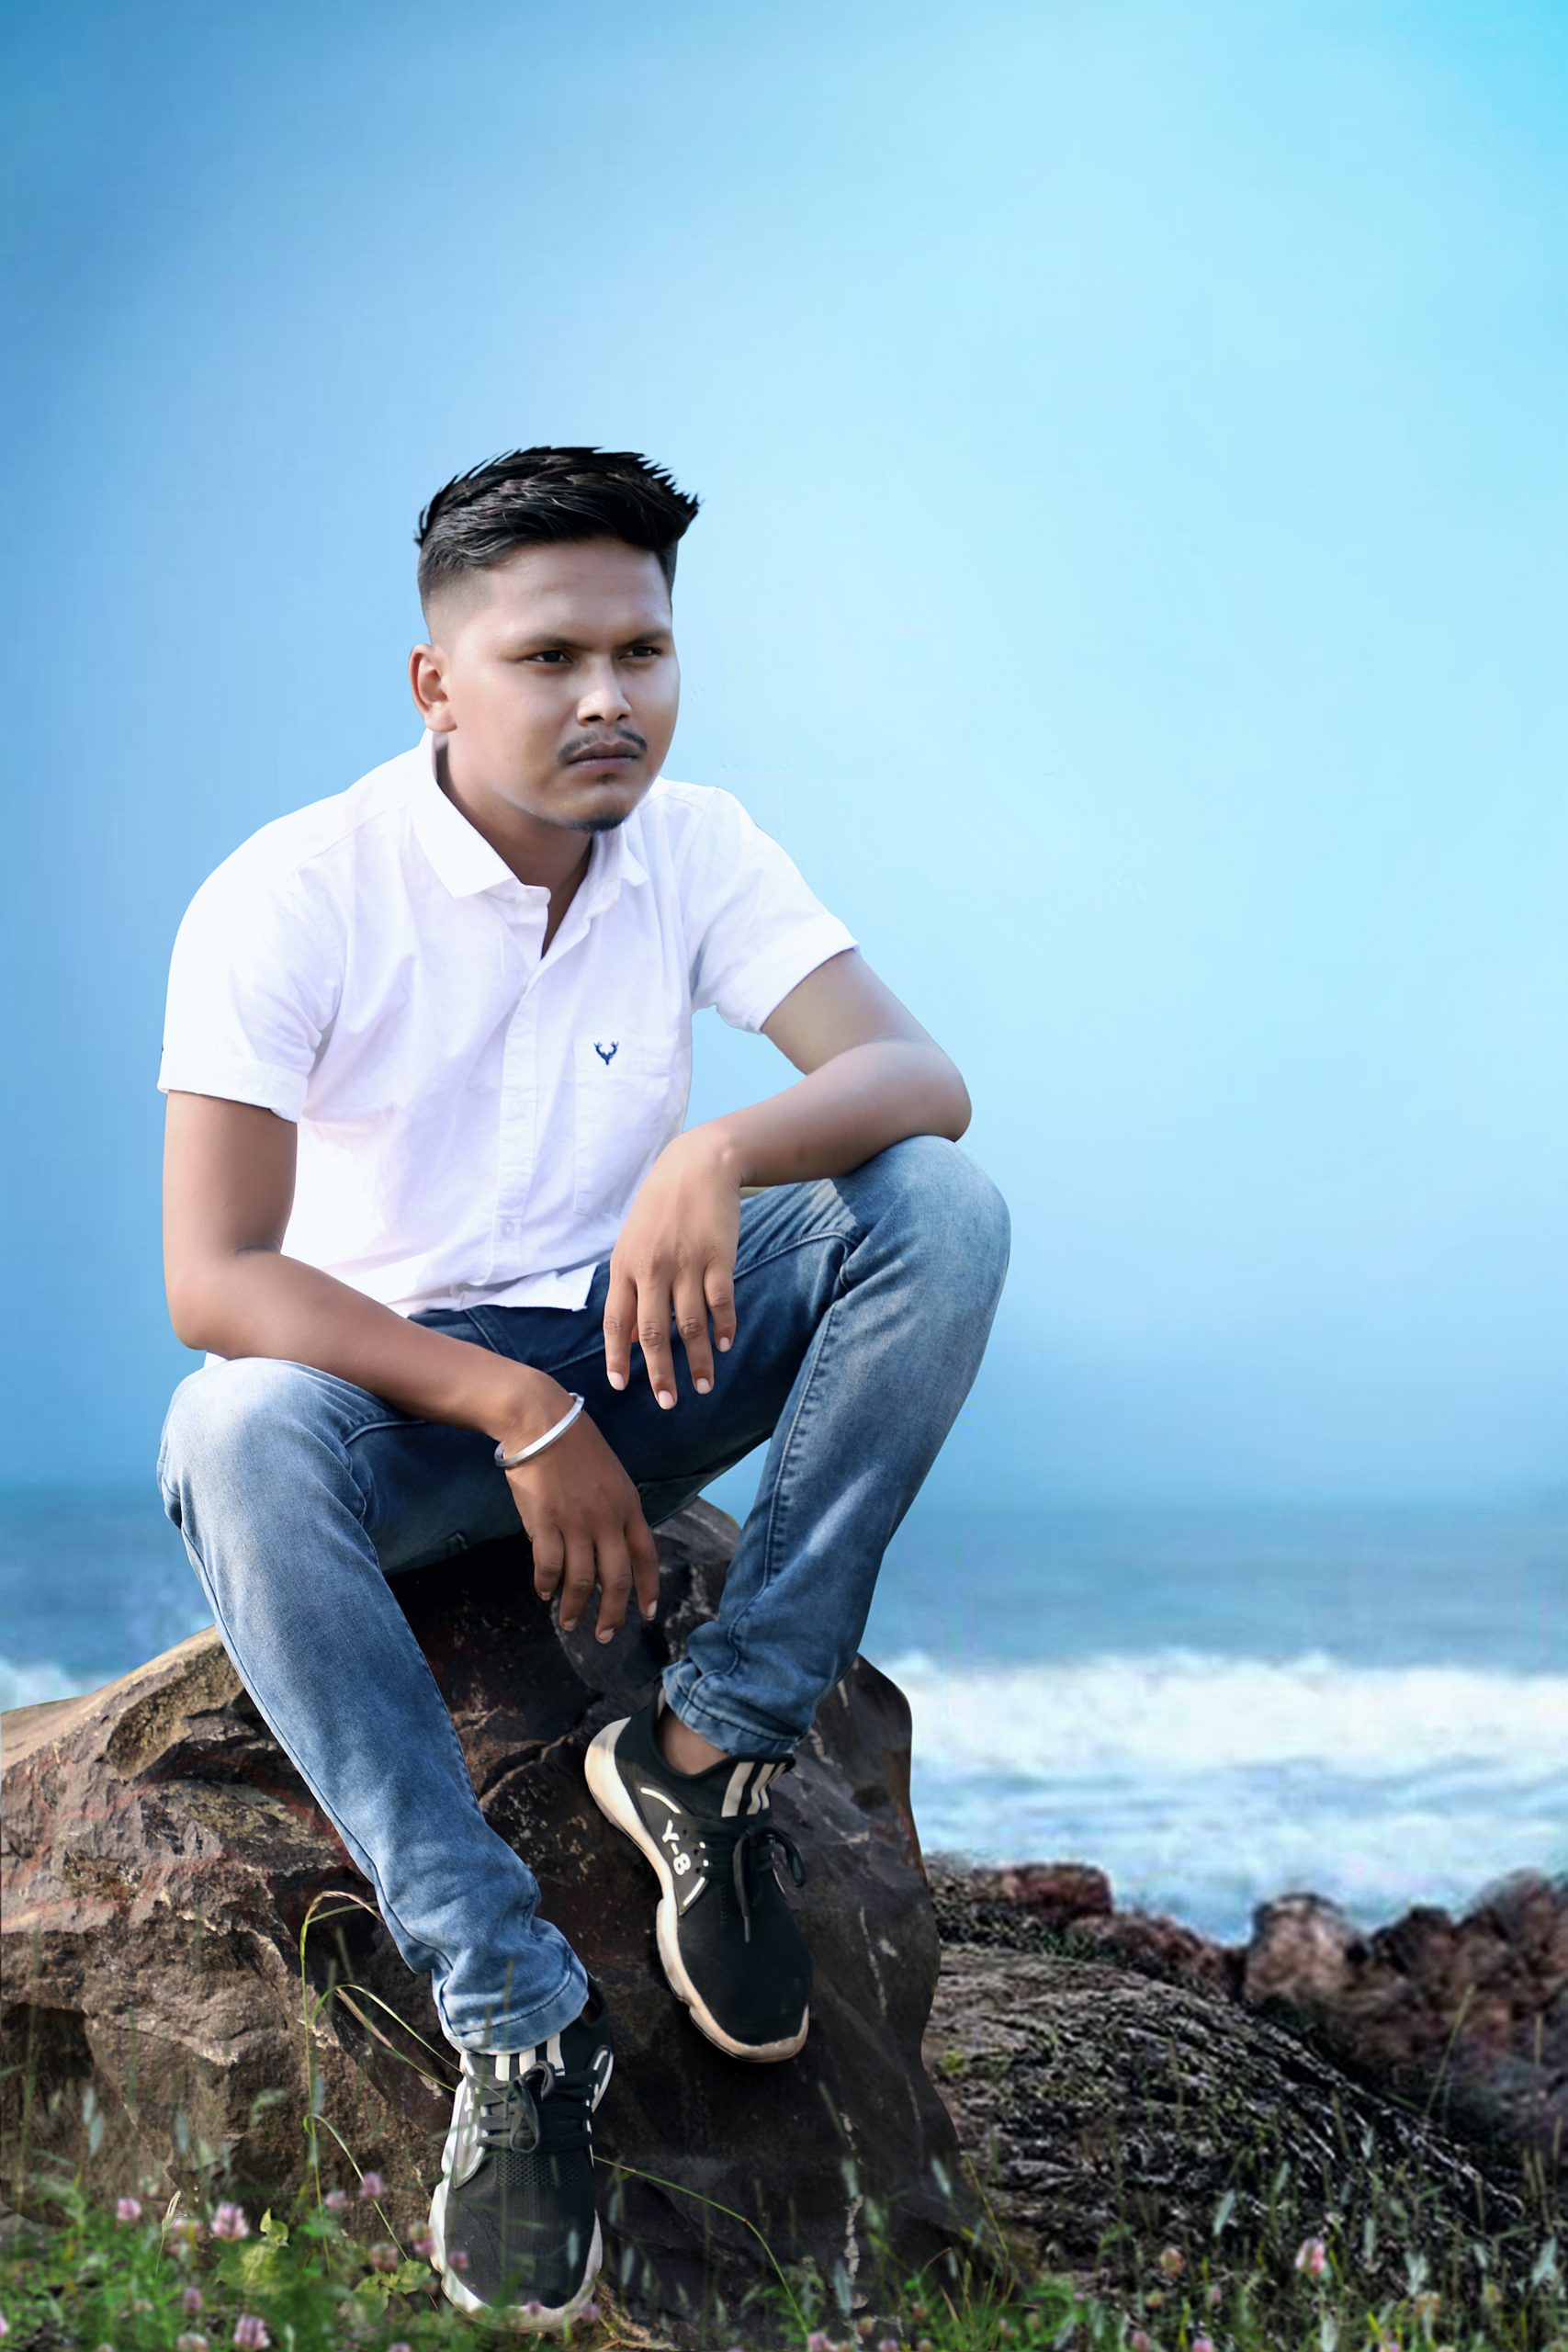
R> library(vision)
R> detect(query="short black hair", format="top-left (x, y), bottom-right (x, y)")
top-left (416, 445), bottom-right (699, 624)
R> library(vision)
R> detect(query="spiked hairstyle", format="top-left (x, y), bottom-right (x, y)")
top-left (415, 445), bottom-right (700, 625)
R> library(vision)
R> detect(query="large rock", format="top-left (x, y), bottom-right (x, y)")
top-left (930, 1855), bottom-right (1568, 2176)
top-left (922, 1860), bottom-right (1563, 2329)
top-left (1, 1502), bottom-right (991, 2336)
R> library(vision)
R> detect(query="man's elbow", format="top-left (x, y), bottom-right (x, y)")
top-left (166, 1272), bottom-right (210, 1353)
top-left (165, 1253), bottom-right (234, 1354)
top-left (930, 1055), bottom-right (972, 1142)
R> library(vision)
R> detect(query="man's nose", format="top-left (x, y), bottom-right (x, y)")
top-left (576, 662), bottom-right (633, 724)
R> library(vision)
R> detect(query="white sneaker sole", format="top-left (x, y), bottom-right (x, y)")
top-left (584, 1714), bottom-right (809, 2064)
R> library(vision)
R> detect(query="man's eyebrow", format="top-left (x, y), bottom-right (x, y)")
top-left (500, 626), bottom-right (671, 651)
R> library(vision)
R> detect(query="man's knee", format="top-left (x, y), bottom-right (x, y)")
top-left (157, 1356), bottom-right (326, 1510)
top-left (869, 1133), bottom-right (1010, 1287)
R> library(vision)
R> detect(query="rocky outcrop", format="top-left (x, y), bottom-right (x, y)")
top-left (921, 1938), bottom-right (1549, 2328)
top-left (922, 1860), bottom-right (1563, 2326)
top-left (2, 1502), bottom-right (991, 2335)
top-left (928, 1856), bottom-right (1567, 2177)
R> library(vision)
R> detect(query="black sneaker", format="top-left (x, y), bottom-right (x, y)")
top-left (585, 1691), bottom-right (811, 2061)
top-left (428, 1977), bottom-right (614, 2326)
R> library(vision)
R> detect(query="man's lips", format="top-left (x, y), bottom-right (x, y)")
top-left (567, 743), bottom-right (641, 764)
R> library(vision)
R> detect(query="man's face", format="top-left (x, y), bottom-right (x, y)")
top-left (412, 537), bottom-right (680, 833)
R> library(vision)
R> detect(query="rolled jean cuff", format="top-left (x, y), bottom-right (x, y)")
top-left (660, 1658), bottom-right (800, 1759)
top-left (436, 1952), bottom-right (590, 2055)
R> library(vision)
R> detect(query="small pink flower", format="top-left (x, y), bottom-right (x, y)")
top-left (411, 2233), bottom-right (436, 2260)
top-left (581, 2307), bottom-right (600, 2326)
top-left (448, 2245), bottom-right (469, 2272)
top-left (176, 2336), bottom-right (209, 2352)
top-left (356, 2170), bottom-right (386, 2199)
top-left (1207, 2283), bottom-right (1223, 2308)
top-left (389, 2344), bottom-right (413, 2352)
top-left (210, 2202), bottom-right (250, 2240)
top-left (116, 2197), bottom-right (142, 2224)
top-left (1191, 2337), bottom-right (1216, 2352)
top-left (183, 2287), bottom-right (204, 2314)
top-left (879, 2340), bottom-right (900, 2352)
top-left (1130, 2333), bottom-right (1153, 2352)
top-left (808, 2335), bottom-right (835, 2352)
top-left (0, 2318), bottom-right (9, 2341)
top-left (323, 2188), bottom-right (349, 2213)
top-left (1294, 2234), bottom-right (1328, 2277)
top-left (1157, 2245), bottom-right (1183, 2278)
top-left (368, 2244), bottom-right (399, 2272)
top-left (233, 2322), bottom-right (270, 2352)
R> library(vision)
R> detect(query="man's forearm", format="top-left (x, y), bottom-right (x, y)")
top-left (173, 1250), bottom-right (560, 1442)
top-left (701, 1040), bottom-right (970, 1190)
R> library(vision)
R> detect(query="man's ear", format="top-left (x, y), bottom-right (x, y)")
top-left (409, 639), bottom-right (453, 729)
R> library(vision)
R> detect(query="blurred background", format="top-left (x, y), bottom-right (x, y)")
top-left (4, 0), bottom-right (1564, 1941)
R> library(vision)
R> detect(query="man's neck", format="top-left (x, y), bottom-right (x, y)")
top-left (436, 738), bottom-right (595, 904)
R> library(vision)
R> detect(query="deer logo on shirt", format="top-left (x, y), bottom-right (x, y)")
top-left (593, 1040), bottom-right (619, 1066)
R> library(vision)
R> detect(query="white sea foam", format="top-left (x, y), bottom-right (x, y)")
top-left (0, 1654), bottom-right (106, 1715)
top-left (879, 1645), bottom-right (1568, 1780)
top-left (880, 1645), bottom-right (1568, 1939)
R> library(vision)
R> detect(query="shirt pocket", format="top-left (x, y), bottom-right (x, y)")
top-left (571, 1031), bottom-right (689, 1218)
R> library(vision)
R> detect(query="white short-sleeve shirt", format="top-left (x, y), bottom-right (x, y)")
top-left (157, 729), bottom-right (858, 1317)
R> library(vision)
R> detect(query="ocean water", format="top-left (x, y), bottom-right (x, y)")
top-left (2, 1482), bottom-right (1563, 1949)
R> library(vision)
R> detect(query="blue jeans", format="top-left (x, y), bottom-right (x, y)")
top-left (155, 1136), bottom-right (1010, 2055)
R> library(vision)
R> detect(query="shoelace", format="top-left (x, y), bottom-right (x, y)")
top-left (472, 2056), bottom-right (597, 2157)
top-left (705, 1815), bottom-right (807, 1941)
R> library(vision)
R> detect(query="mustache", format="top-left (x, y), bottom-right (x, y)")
top-left (562, 730), bottom-right (647, 762)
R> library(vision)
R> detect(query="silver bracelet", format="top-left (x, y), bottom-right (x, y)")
top-left (493, 1393), bottom-right (585, 1471)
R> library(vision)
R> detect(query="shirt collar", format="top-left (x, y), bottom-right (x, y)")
top-left (406, 728), bottom-right (649, 904)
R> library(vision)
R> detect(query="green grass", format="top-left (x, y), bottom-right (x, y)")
top-left (1, 2158), bottom-right (1562, 2352)
top-left (2, 1891), bottom-right (1563, 2352)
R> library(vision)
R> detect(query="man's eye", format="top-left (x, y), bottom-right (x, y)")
top-left (525, 650), bottom-right (570, 663)
top-left (628, 645), bottom-right (663, 659)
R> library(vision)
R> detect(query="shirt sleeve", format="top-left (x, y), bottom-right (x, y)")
top-left (682, 787), bottom-right (859, 1033)
top-left (156, 858), bottom-right (340, 1121)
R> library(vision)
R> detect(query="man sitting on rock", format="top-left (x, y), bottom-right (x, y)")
top-left (154, 444), bottom-right (1010, 2328)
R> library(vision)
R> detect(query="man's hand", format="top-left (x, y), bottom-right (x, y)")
top-left (604, 1128), bottom-right (742, 1407)
top-left (493, 1375), bottom-right (661, 1642)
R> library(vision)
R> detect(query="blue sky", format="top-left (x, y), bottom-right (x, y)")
top-left (4, 0), bottom-right (1565, 1504)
